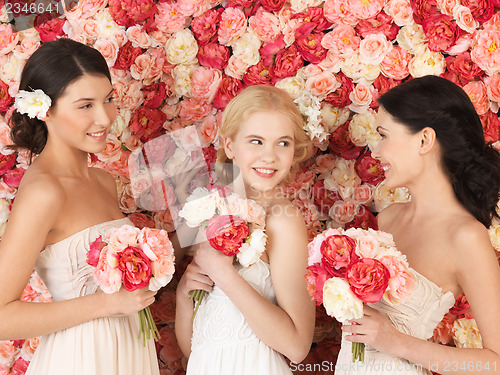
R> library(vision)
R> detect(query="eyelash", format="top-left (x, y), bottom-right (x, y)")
top-left (79, 97), bottom-right (114, 109)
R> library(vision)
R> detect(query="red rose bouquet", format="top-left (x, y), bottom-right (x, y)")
top-left (179, 187), bottom-right (267, 320)
top-left (305, 227), bottom-right (414, 362)
top-left (87, 224), bottom-right (175, 345)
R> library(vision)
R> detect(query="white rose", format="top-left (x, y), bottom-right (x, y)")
top-left (290, 0), bottom-right (323, 12)
top-left (320, 104), bottom-right (349, 133)
top-left (172, 63), bottom-right (195, 98)
top-left (275, 76), bottom-right (306, 99)
top-left (95, 9), bottom-right (124, 40)
top-left (349, 109), bottom-right (379, 148)
top-left (341, 53), bottom-right (380, 84)
top-left (237, 229), bottom-right (267, 267)
top-left (488, 217), bottom-right (500, 251)
top-left (409, 47), bottom-right (446, 77)
top-left (453, 318), bottom-right (483, 349)
top-left (230, 28), bottom-right (262, 66)
top-left (373, 180), bottom-right (411, 212)
top-left (323, 277), bottom-right (364, 322)
top-left (165, 29), bottom-right (198, 65)
top-left (14, 89), bottom-right (52, 120)
top-left (178, 191), bottom-right (217, 227)
top-left (396, 23), bottom-right (428, 54)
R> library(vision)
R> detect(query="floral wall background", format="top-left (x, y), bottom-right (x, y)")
top-left (0, 0), bottom-right (500, 374)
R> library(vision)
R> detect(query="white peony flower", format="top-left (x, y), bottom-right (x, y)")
top-left (178, 190), bottom-right (217, 227)
top-left (14, 89), bottom-right (51, 120)
top-left (323, 277), bottom-right (364, 322)
top-left (453, 318), bottom-right (483, 349)
top-left (237, 229), bottom-right (267, 267)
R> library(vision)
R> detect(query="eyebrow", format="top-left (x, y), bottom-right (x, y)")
top-left (244, 135), bottom-right (294, 140)
top-left (72, 88), bottom-right (115, 103)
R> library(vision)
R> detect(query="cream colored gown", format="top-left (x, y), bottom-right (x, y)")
top-left (26, 218), bottom-right (160, 375)
top-left (335, 268), bottom-right (455, 374)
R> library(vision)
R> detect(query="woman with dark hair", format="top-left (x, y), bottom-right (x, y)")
top-left (0, 39), bottom-right (159, 374)
top-left (337, 75), bottom-right (500, 374)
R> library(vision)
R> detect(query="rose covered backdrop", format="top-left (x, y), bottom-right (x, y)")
top-left (0, 0), bottom-right (500, 373)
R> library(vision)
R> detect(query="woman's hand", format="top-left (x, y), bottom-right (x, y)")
top-left (177, 259), bottom-right (214, 301)
top-left (104, 286), bottom-right (157, 316)
top-left (342, 305), bottom-right (402, 355)
top-left (170, 155), bottom-right (206, 205)
top-left (192, 241), bottom-right (235, 284)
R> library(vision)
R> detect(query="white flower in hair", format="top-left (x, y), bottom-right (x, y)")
top-left (14, 89), bottom-right (52, 120)
top-left (294, 93), bottom-right (329, 142)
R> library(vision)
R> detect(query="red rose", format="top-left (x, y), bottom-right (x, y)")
top-left (0, 153), bottom-right (15, 176)
top-left (346, 258), bottom-right (390, 303)
top-left (197, 42), bottom-right (230, 70)
top-left (270, 44), bottom-right (304, 80)
top-left (410, 0), bottom-right (439, 25)
top-left (345, 207), bottom-right (379, 231)
top-left (213, 75), bottom-right (243, 110)
top-left (126, 0), bottom-right (156, 23)
top-left (34, 14), bottom-right (66, 42)
top-left (355, 11), bottom-right (399, 40)
top-left (129, 107), bottom-right (166, 142)
top-left (293, 7), bottom-right (333, 37)
top-left (206, 215), bottom-right (249, 256)
top-left (324, 72), bottom-right (353, 108)
top-left (329, 121), bottom-right (360, 157)
top-left (305, 263), bottom-right (330, 305)
top-left (260, 0), bottom-right (287, 12)
top-left (449, 293), bottom-right (470, 317)
top-left (321, 234), bottom-right (359, 277)
top-left (2, 167), bottom-right (25, 188)
top-left (446, 52), bottom-right (484, 85)
top-left (354, 150), bottom-right (385, 185)
top-left (191, 8), bottom-right (222, 46)
top-left (0, 80), bottom-right (13, 113)
top-left (113, 41), bottom-right (144, 70)
top-left (260, 34), bottom-right (286, 66)
top-left (202, 145), bottom-right (217, 166)
top-left (118, 246), bottom-right (152, 291)
top-left (108, 0), bottom-right (133, 26)
top-left (372, 75), bottom-right (402, 108)
top-left (142, 82), bottom-right (166, 109)
top-left (462, 0), bottom-right (494, 23)
top-left (295, 32), bottom-right (327, 64)
top-left (12, 357), bottom-right (29, 374)
top-left (480, 111), bottom-right (500, 144)
top-left (243, 61), bottom-right (273, 86)
top-left (422, 14), bottom-right (458, 52)
top-left (312, 179), bottom-right (342, 215)
top-left (87, 236), bottom-right (106, 267)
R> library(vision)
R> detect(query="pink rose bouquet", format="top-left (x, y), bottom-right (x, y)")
top-left (87, 224), bottom-right (175, 345)
top-left (179, 187), bottom-right (267, 319)
top-left (305, 227), bottom-right (414, 362)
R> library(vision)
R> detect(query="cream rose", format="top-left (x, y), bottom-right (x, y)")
top-left (323, 277), bottom-right (364, 322)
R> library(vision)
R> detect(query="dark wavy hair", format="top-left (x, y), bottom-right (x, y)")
top-left (377, 75), bottom-right (500, 227)
top-left (9, 38), bottom-right (111, 161)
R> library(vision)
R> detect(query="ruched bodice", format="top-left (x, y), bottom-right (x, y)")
top-left (187, 259), bottom-right (293, 375)
top-left (26, 218), bottom-right (159, 375)
top-left (335, 268), bottom-right (455, 374)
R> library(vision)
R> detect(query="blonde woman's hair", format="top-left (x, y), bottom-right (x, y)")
top-left (216, 85), bottom-right (313, 184)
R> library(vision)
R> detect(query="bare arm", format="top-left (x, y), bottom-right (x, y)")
top-left (344, 222), bottom-right (500, 374)
top-left (0, 175), bottom-right (155, 340)
top-left (194, 203), bottom-right (316, 362)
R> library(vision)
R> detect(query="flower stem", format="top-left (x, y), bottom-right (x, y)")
top-left (191, 289), bottom-right (206, 321)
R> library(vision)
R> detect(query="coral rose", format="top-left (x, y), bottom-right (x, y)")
top-left (117, 246), bottom-right (152, 291)
top-left (321, 234), bottom-right (359, 277)
top-left (206, 215), bottom-right (249, 256)
top-left (346, 258), bottom-right (390, 303)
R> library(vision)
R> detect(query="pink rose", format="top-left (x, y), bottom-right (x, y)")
top-left (432, 313), bottom-right (456, 344)
top-left (422, 14), bottom-right (459, 52)
top-left (197, 43), bottom-right (230, 70)
top-left (191, 66), bottom-right (223, 103)
top-left (449, 293), bottom-right (470, 317)
top-left (321, 234), bottom-right (359, 277)
top-left (471, 29), bottom-right (500, 75)
top-left (380, 46), bottom-right (411, 81)
top-left (353, 184), bottom-right (374, 205)
top-left (218, 7), bottom-right (247, 45)
top-left (306, 72), bottom-right (341, 99)
top-left (378, 255), bottom-right (414, 304)
top-left (155, 2), bottom-right (188, 33)
top-left (87, 236), bottom-right (106, 267)
top-left (117, 246), bottom-right (152, 291)
top-left (463, 80), bottom-right (489, 116)
top-left (179, 98), bottom-right (214, 122)
top-left (260, 0), bottom-right (287, 12)
top-left (330, 199), bottom-right (360, 224)
top-left (249, 8), bottom-right (280, 43)
top-left (349, 83), bottom-right (375, 113)
top-left (485, 73), bottom-right (500, 103)
top-left (347, 0), bottom-right (385, 19)
top-left (206, 215), bottom-right (249, 256)
top-left (324, 0), bottom-right (358, 25)
top-left (0, 25), bottom-right (19, 55)
top-left (322, 25), bottom-right (360, 58)
top-left (243, 61), bottom-right (273, 86)
top-left (346, 258), bottom-right (390, 303)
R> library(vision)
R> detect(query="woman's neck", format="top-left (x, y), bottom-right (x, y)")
top-left (36, 141), bottom-right (90, 178)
